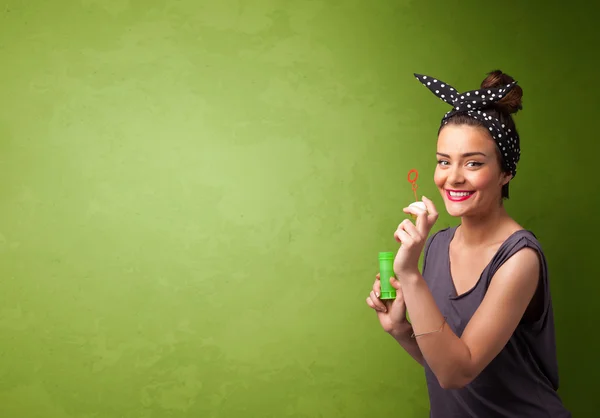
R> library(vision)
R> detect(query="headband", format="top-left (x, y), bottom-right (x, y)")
top-left (414, 73), bottom-right (521, 178)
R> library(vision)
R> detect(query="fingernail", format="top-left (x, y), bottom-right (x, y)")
top-left (375, 292), bottom-right (379, 297)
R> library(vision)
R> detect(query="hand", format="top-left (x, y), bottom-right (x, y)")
top-left (366, 273), bottom-right (412, 337)
top-left (393, 196), bottom-right (439, 278)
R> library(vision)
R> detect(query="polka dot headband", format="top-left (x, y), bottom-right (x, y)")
top-left (414, 73), bottom-right (521, 178)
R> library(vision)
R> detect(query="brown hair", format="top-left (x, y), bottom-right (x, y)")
top-left (439, 70), bottom-right (524, 199)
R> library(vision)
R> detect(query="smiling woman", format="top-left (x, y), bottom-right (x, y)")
top-left (366, 71), bottom-right (572, 417)
top-left (437, 70), bottom-right (522, 201)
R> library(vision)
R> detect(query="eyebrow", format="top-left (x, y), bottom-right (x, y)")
top-left (436, 152), bottom-right (487, 158)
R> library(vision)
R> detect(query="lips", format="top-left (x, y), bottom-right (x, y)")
top-left (446, 189), bottom-right (475, 202)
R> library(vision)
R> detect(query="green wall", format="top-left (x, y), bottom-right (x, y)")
top-left (1, 1), bottom-right (597, 416)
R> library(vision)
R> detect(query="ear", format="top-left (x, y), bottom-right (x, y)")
top-left (500, 171), bottom-right (512, 186)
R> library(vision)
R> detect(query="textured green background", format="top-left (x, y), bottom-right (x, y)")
top-left (1, 1), bottom-right (597, 417)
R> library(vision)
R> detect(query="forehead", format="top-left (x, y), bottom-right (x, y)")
top-left (437, 124), bottom-right (496, 154)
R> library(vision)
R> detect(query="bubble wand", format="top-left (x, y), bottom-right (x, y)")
top-left (407, 169), bottom-right (420, 220)
top-left (377, 168), bottom-right (423, 300)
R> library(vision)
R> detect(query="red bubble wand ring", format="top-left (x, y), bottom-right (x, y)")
top-left (407, 169), bottom-right (419, 202)
top-left (407, 169), bottom-right (419, 220)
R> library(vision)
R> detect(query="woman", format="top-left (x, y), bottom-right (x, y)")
top-left (366, 70), bottom-right (571, 417)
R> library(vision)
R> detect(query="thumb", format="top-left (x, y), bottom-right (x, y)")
top-left (390, 277), bottom-right (405, 303)
top-left (389, 276), bottom-right (402, 290)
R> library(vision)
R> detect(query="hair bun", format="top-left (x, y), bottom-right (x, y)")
top-left (481, 70), bottom-right (523, 114)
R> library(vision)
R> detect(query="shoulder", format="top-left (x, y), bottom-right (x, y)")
top-left (498, 229), bottom-right (546, 268)
top-left (489, 230), bottom-right (542, 300)
top-left (510, 228), bottom-right (543, 247)
top-left (498, 245), bottom-right (540, 281)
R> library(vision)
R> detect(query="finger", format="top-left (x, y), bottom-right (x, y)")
top-left (383, 299), bottom-right (395, 310)
top-left (394, 226), bottom-right (413, 245)
top-left (389, 278), bottom-right (406, 303)
top-left (402, 205), bottom-right (427, 218)
top-left (403, 218), bottom-right (421, 237)
top-left (403, 205), bottom-right (430, 234)
top-left (394, 219), bottom-right (412, 242)
top-left (415, 207), bottom-right (430, 233)
top-left (375, 273), bottom-right (380, 280)
top-left (399, 219), bottom-right (420, 241)
top-left (394, 285), bottom-right (404, 303)
top-left (369, 290), bottom-right (387, 312)
top-left (403, 206), bottom-right (425, 224)
top-left (421, 195), bottom-right (439, 219)
top-left (373, 279), bottom-right (381, 296)
top-left (366, 296), bottom-right (381, 312)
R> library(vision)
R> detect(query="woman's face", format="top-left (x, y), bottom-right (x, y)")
top-left (434, 124), bottom-right (512, 218)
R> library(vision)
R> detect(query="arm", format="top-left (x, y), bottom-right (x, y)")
top-left (399, 247), bottom-right (540, 389)
top-left (387, 232), bottom-right (437, 367)
top-left (389, 325), bottom-right (425, 366)
top-left (366, 275), bottom-right (425, 366)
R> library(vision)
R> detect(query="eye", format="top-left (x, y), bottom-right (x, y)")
top-left (437, 159), bottom-right (449, 166)
top-left (466, 161), bottom-right (483, 167)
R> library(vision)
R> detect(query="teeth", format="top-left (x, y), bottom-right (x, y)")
top-left (449, 191), bottom-right (472, 197)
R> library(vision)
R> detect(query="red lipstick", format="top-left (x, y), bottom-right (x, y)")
top-left (446, 189), bottom-right (475, 202)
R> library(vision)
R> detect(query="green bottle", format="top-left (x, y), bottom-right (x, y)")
top-left (378, 252), bottom-right (396, 299)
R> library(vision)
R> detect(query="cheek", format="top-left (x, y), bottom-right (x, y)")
top-left (469, 171), bottom-right (499, 190)
top-left (433, 167), bottom-right (445, 188)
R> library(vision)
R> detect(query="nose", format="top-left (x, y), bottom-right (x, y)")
top-left (448, 165), bottom-right (465, 185)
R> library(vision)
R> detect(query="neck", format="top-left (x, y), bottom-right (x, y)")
top-left (457, 203), bottom-right (511, 246)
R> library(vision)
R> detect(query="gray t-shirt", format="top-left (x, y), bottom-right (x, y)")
top-left (421, 226), bottom-right (571, 417)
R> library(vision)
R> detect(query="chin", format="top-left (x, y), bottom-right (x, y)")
top-left (444, 204), bottom-right (471, 218)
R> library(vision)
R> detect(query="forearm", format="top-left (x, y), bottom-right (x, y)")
top-left (389, 327), bottom-right (425, 366)
top-left (400, 272), bottom-right (473, 388)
